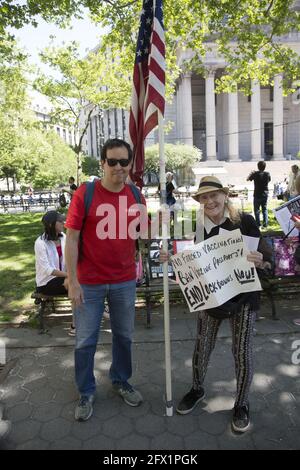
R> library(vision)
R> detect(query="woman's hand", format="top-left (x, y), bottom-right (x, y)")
top-left (294, 219), bottom-right (300, 230)
top-left (159, 249), bottom-right (169, 263)
top-left (246, 250), bottom-right (263, 268)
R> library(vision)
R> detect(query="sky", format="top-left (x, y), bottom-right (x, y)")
top-left (10, 12), bottom-right (103, 107)
top-left (10, 13), bottom-right (103, 69)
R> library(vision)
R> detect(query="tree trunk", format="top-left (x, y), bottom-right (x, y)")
top-left (6, 177), bottom-right (9, 191)
top-left (76, 151), bottom-right (82, 187)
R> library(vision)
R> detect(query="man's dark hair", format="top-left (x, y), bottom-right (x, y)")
top-left (69, 176), bottom-right (75, 183)
top-left (257, 161), bottom-right (266, 171)
top-left (101, 138), bottom-right (133, 162)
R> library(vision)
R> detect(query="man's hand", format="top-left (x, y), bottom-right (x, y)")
top-left (68, 279), bottom-right (84, 307)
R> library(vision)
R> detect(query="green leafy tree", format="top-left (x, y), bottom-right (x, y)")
top-left (0, 33), bottom-right (78, 190)
top-left (145, 143), bottom-right (201, 185)
top-left (34, 41), bottom-right (131, 185)
top-left (81, 155), bottom-right (100, 178)
top-left (20, 128), bottom-right (77, 189)
top-left (1, 1), bottom-right (300, 96)
top-left (0, 34), bottom-right (29, 190)
top-left (92, 0), bottom-right (300, 96)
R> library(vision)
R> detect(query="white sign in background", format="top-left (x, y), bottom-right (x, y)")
top-left (171, 229), bottom-right (262, 312)
top-left (274, 194), bottom-right (300, 237)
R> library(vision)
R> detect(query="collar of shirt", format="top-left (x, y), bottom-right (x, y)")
top-left (204, 208), bottom-right (230, 235)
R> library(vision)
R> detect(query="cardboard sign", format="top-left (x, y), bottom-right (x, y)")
top-left (171, 229), bottom-right (262, 312)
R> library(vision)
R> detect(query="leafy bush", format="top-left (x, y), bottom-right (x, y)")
top-left (144, 143), bottom-right (201, 186)
top-left (145, 143), bottom-right (201, 174)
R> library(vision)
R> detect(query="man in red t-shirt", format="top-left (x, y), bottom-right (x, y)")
top-left (65, 138), bottom-right (147, 422)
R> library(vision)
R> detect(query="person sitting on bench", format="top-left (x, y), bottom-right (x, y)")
top-left (34, 210), bottom-right (75, 336)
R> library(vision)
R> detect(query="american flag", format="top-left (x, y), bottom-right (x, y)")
top-left (129, 0), bottom-right (165, 188)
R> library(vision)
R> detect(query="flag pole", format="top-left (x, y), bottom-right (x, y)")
top-left (158, 110), bottom-right (173, 417)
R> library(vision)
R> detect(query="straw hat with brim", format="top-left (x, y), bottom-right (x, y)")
top-left (192, 176), bottom-right (229, 202)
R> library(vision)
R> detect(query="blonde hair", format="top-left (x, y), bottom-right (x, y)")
top-left (225, 199), bottom-right (242, 224)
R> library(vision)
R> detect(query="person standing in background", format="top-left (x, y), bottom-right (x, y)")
top-left (247, 161), bottom-right (271, 228)
top-left (287, 164), bottom-right (299, 199)
top-left (67, 177), bottom-right (78, 198)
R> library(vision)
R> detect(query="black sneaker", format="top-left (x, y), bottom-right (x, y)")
top-left (232, 404), bottom-right (250, 433)
top-left (176, 387), bottom-right (205, 415)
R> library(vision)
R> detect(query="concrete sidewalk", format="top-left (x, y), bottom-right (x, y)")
top-left (0, 298), bottom-right (299, 450)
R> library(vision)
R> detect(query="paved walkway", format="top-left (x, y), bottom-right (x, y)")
top-left (0, 298), bottom-right (299, 450)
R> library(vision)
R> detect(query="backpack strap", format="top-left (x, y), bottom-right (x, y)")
top-left (84, 181), bottom-right (96, 217)
top-left (129, 183), bottom-right (142, 204)
top-left (79, 181), bottom-right (96, 258)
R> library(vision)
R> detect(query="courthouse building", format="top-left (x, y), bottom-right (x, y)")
top-left (81, 31), bottom-right (300, 165)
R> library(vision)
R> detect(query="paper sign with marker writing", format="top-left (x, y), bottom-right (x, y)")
top-left (171, 229), bottom-right (262, 312)
top-left (219, 228), bottom-right (259, 252)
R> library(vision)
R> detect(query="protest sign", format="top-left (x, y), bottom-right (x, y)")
top-left (171, 229), bottom-right (262, 312)
top-left (274, 194), bottom-right (300, 237)
top-left (219, 228), bottom-right (259, 251)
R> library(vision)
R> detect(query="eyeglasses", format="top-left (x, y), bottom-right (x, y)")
top-left (105, 158), bottom-right (130, 167)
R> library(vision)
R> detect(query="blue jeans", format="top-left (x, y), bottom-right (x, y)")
top-left (74, 280), bottom-right (136, 397)
top-left (253, 195), bottom-right (268, 227)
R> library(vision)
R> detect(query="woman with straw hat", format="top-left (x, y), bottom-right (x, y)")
top-left (160, 175), bottom-right (271, 433)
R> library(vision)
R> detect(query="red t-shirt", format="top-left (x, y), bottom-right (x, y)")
top-left (56, 244), bottom-right (62, 270)
top-left (65, 181), bottom-right (147, 284)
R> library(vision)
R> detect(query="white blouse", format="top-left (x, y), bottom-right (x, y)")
top-left (34, 233), bottom-right (66, 287)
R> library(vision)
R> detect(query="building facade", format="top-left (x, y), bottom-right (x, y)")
top-left (82, 33), bottom-right (300, 163)
top-left (30, 91), bottom-right (77, 147)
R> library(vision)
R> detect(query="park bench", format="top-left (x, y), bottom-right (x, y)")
top-left (0, 193), bottom-right (61, 214)
top-left (141, 235), bottom-right (300, 322)
top-left (31, 292), bottom-right (71, 333)
top-left (31, 234), bottom-right (300, 332)
top-left (31, 239), bottom-right (182, 333)
top-left (259, 233), bottom-right (300, 319)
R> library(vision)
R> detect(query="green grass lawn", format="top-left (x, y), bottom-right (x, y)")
top-left (0, 202), bottom-right (282, 319)
top-left (0, 213), bottom-right (42, 318)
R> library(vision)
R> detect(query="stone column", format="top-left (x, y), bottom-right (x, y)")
top-left (273, 74), bottom-right (284, 160)
top-left (180, 73), bottom-right (193, 146)
top-left (205, 69), bottom-right (217, 160)
top-left (228, 90), bottom-right (239, 161)
top-left (251, 79), bottom-right (261, 161)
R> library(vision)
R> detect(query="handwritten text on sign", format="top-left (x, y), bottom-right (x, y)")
top-left (171, 230), bottom-right (262, 312)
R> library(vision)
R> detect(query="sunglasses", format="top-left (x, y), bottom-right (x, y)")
top-left (105, 158), bottom-right (131, 167)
